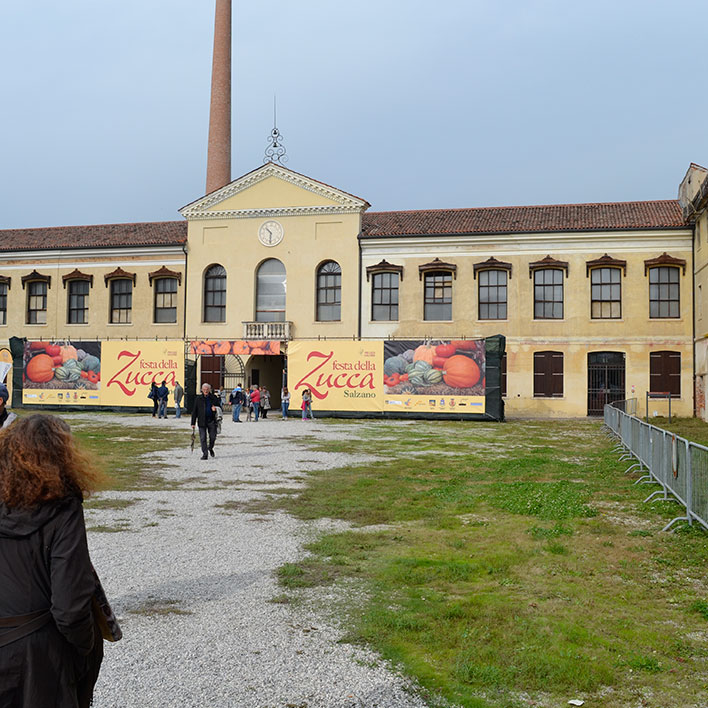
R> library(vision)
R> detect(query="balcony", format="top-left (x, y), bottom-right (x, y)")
top-left (242, 321), bottom-right (292, 341)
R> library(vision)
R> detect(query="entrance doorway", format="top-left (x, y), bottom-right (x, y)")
top-left (587, 351), bottom-right (625, 416)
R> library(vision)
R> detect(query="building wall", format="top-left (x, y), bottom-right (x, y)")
top-left (361, 230), bottom-right (693, 417)
top-left (0, 247), bottom-right (186, 344)
top-left (183, 173), bottom-right (364, 341)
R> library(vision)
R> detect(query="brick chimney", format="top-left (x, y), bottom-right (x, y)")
top-left (206, 0), bottom-right (232, 194)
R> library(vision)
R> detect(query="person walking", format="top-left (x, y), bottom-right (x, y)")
top-left (173, 381), bottom-right (184, 419)
top-left (301, 388), bottom-right (313, 421)
top-left (156, 381), bottom-right (169, 419)
top-left (229, 385), bottom-right (245, 422)
top-left (250, 385), bottom-right (261, 422)
top-left (0, 383), bottom-right (16, 428)
top-left (281, 387), bottom-right (291, 420)
top-left (245, 389), bottom-right (253, 422)
top-left (0, 414), bottom-right (107, 707)
top-left (191, 383), bottom-right (220, 459)
top-left (260, 387), bottom-right (271, 419)
top-left (148, 382), bottom-right (158, 417)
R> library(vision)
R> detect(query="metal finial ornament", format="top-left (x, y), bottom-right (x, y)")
top-left (264, 127), bottom-right (288, 164)
top-left (264, 95), bottom-right (288, 164)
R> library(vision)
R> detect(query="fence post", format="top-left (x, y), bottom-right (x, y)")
top-left (687, 439), bottom-right (693, 527)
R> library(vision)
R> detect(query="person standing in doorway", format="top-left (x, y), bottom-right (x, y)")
top-left (281, 387), bottom-right (291, 420)
top-left (260, 387), bottom-right (271, 419)
top-left (229, 385), bottom-right (245, 422)
top-left (191, 383), bottom-right (220, 459)
top-left (250, 386), bottom-right (261, 422)
top-left (173, 381), bottom-right (184, 419)
top-left (156, 381), bottom-right (169, 419)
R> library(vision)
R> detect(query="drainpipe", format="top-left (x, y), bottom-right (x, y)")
top-left (357, 232), bottom-right (362, 340)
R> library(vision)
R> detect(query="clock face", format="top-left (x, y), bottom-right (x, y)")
top-left (258, 220), bottom-right (284, 247)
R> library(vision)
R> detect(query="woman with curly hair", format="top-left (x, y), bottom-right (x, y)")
top-left (0, 414), bottom-right (105, 707)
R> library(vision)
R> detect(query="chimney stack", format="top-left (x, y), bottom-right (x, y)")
top-left (206, 0), bottom-right (232, 194)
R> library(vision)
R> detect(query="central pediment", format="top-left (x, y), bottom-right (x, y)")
top-left (179, 163), bottom-right (370, 220)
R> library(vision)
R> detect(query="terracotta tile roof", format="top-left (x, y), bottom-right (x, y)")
top-left (0, 221), bottom-right (187, 252)
top-left (360, 200), bottom-right (686, 237)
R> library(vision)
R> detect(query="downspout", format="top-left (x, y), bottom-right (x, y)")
top-left (182, 242), bottom-right (189, 341)
top-left (357, 232), bottom-right (362, 340)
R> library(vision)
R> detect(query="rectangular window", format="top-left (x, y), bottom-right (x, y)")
top-left (533, 269), bottom-right (563, 319)
top-left (649, 351), bottom-right (681, 397)
top-left (27, 281), bottom-right (47, 324)
top-left (424, 271), bottom-right (452, 321)
top-left (533, 351), bottom-right (563, 397)
top-left (0, 282), bottom-right (6, 326)
top-left (154, 278), bottom-right (178, 323)
top-left (590, 267), bottom-right (621, 319)
top-left (649, 267), bottom-right (680, 318)
top-left (478, 270), bottom-right (507, 320)
top-left (110, 279), bottom-right (132, 324)
top-left (371, 272), bottom-right (399, 321)
top-left (67, 280), bottom-right (89, 324)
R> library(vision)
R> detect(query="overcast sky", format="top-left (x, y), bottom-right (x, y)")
top-left (1, 1), bottom-right (705, 229)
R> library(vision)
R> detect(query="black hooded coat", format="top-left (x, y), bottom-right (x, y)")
top-left (0, 495), bottom-right (103, 707)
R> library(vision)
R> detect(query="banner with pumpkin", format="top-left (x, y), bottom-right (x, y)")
top-left (382, 340), bottom-right (486, 414)
top-left (23, 341), bottom-right (102, 406)
top-left (22, 340), bottom-right (184, 407)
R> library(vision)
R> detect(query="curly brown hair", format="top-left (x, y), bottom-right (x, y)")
top-left (0, 414), bottom-right (102, 508)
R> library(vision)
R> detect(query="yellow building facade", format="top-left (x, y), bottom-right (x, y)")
top-left (0, 162), bottom-right (697, 418)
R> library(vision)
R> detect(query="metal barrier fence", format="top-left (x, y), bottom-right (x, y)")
top-left (604, 400), bottom-right (708, 532)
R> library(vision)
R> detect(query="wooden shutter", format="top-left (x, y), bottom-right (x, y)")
top-left (650, 351), bottom-right (681, 397)
top-left (534, 351), bottom-right (563, 398)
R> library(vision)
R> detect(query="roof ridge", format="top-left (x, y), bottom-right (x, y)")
top-left (365, 199), bottom-right (680, 217)
top-left (0, 220), bottom-right (185, 234)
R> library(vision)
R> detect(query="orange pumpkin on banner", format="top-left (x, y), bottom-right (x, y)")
top-left (26, 354), bottom-right (55, 383)
top-left (231, 341), bottom-right (249, 355)
top-left (442, 355), bottom-right (481, 388)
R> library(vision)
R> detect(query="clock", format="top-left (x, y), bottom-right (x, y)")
top-left (258, 220), bottom-right (284, 247)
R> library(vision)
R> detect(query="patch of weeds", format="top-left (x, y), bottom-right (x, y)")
top-left (143, 521), bottom-right (159, 528)
top-left (529, 523), bottom-right (573, 539)
top-left (488, 481), bottom-right (597, 520)
top-left (84, 497), bottom-right (140, 511)
top-left (128, 598), bottom-right (193, 616)
top-left (87, 523), bottom-right (131, 533)
top-left (690, 600), bottom-right (708, 621)
top-left (627, 654), bottom-right (662, 673)
top-left (546, 542), bottom-right (569, 555)
top-left (277, 559), bottom-right (337, 588)
top-left (628, 529), bottom-right (653, 537)
top-left (267, 593), bottom-right (293, 604)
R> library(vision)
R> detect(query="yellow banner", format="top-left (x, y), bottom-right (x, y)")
top-left (287, 340), bottom-right (383, 412)
top-left (101, 341), bottom-right (184, 406)
top-left (22, 340), bottom-right (184, 407)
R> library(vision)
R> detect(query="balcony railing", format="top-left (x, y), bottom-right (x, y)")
top-left (242, 321), bottom-right (292, 341)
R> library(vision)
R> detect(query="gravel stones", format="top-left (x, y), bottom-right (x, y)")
top-left (78, 413), bottom-right (435, 708)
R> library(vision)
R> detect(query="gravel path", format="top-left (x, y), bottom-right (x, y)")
top-left (76, 413), bottom-right (435, 708)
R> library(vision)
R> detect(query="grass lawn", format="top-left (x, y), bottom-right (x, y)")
top-left (270, 419), bottom-right (708, 708)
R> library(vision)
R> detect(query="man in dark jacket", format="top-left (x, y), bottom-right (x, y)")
top-left (191, 382), bottom-right (220, 459)
top-left (156, 381), bottom-right (169, 419)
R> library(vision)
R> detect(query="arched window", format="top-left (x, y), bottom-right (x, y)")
top-left (204, 264), bottom-right (226, 322)
top-left (256, 259), bottom-right (286, 322)
top-left (316, 261), bottom-right (341, 321)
